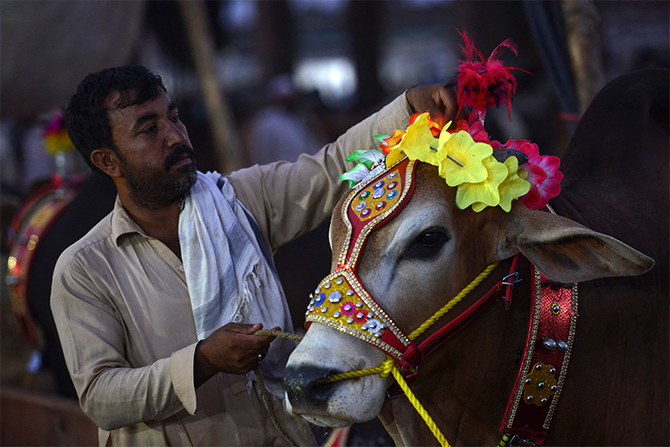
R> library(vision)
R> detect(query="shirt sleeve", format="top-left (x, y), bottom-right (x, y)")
top-left (228, 92), bottom-right (413, 251)
top-left (50, 249), bottom-right (195, 430)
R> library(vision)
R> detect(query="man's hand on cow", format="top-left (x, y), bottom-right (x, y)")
top-left (406, 83), bottom-right (461, 128)
top-left (194, 322), bottom-right (277, 387)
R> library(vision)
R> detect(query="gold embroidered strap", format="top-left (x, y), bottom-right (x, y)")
top-left (336, 157), bottom-right (416, 270)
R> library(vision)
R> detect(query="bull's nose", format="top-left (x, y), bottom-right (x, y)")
top-left (284, 365), bottom-right (342, 410)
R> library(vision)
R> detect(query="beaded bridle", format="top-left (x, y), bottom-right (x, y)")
top-left (305, 157), bottom-right (418, 366)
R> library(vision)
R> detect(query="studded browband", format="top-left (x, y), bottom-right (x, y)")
top-left (304, 157), bottom-right (578, 445)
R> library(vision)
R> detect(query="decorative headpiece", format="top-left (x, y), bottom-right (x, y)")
top-left (341, 31), bottom-right (563, 212)
top-left (44, 109), bottom-right (75, 155)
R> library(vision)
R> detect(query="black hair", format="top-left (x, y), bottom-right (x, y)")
top-left (64, 65), bottom-right (167, 176)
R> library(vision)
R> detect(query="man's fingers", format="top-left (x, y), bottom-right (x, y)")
top-left (197, 320), bottom-right (288, 375)
top-left (224, 322), bottom-right (263, 334)
top-left (407, 83), bottom-right (460, 128)
top-left (432, 86), bottom-right (459, 127)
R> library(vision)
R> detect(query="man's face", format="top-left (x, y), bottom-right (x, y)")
top-left (105, 89), bottom-right (197, 209)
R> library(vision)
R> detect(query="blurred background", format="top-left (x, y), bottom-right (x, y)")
top-left (1, 1), bottom-right (668, 445)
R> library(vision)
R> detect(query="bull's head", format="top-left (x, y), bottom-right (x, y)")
top-left (284, 29), bottom-right (659, 442)
top-left (283, 149), bottom-right (653, 443)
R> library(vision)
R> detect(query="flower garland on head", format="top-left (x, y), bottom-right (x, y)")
top-left (341, 31), bottom-right (563, 212)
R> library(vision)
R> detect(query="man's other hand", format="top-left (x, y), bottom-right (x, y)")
top-left (406, 83), bottom-right (461, 128)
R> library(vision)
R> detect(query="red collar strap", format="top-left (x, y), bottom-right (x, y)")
top-left (402, 255), bottom-right (521, 376)
top-left (499, 265), bottom-right (579, 446)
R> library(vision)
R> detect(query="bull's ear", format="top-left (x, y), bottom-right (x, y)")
top-left (497, 205), bottom-right (654, 283)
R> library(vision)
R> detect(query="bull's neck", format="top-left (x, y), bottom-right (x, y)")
top-left (387, 257), bottom-right (534, 445)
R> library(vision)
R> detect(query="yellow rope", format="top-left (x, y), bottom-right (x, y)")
top-left (390, 363), bottom-right (451, 447)
top-left (255, 329), bottom-right (304, 342)
top-left (408, 262), bottom-right (499, 341)
top-left (322, 356), bottom-right (451, 446)
top-left (498, 433), bottom-right (512, 447)
top-left (321, 357), bottom-right (395, 383)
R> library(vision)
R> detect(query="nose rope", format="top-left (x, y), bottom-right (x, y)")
top-left (320, 356), bottom-right (396, 383)
top-left (254, 329), bottom-right (303, 342)
top-left (314, 262), bottom-right (499, 447)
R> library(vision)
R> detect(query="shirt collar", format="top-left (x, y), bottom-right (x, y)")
top-left (110, 196), bottom-right (148, 245)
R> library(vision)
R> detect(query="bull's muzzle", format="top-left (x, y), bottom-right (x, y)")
top-left (283, 365), bottom-right (344, 412)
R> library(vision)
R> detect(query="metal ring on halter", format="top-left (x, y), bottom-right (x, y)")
top-left (501, 271), bottom-right (522, 287)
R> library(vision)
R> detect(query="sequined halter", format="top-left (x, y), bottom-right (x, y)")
top-left (305, 157), bottom-right (418, 365)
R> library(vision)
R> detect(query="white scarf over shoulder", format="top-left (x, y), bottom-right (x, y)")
top-left (179, 171), bottom-right (294, 397)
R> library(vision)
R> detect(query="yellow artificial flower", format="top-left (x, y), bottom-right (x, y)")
top-left (388, 112), bottom-right (439, 168)
top-left (498, 157), bottom-right (531, 212)
top-left (455, 155), bottom-right (508, 211)
top-left (374, 112), bottom-right (532, 213)
top-left (384, 130), bottom-right (407, 167)
top-left (437, 130), bottom-right (492, 187)
top-left (385, 145), bottom-right (406, 167)
top-left (471, 202), bottom-right (488, 213)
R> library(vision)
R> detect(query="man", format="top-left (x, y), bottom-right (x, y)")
top-left (51, 64), bottom-right (457, 446)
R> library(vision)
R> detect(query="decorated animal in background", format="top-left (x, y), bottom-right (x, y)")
top-left (5, 112), bottom-right (117, 397)
top-left (283, 32), bottom-right (668, 446)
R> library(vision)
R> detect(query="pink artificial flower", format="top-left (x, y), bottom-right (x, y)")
top-left (504, 139), bottom-right (563, 209)
top-left (454, 111), bottom-right (491, 143)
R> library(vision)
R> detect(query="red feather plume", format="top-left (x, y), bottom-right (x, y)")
top-left (456, 29), bottom-right (528, 123)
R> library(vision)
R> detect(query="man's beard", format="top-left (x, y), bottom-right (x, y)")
top-left (122, 145), bottom-right (198, 210)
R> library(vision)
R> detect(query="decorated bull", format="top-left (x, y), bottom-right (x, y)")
top-left (283, 34), bottom-right (668, 446)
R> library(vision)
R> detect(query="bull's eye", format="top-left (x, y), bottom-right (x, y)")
top-left (403, 228), bottom-right (448, 260)
top-left (420, 231), bottom-right (444, 246)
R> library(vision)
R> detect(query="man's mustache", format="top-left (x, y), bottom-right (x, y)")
top-left (164, 145), bottom-right (196, 170)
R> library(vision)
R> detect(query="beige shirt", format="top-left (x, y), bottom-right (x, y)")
top-left (50, 94), bottom-right (412, 446)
